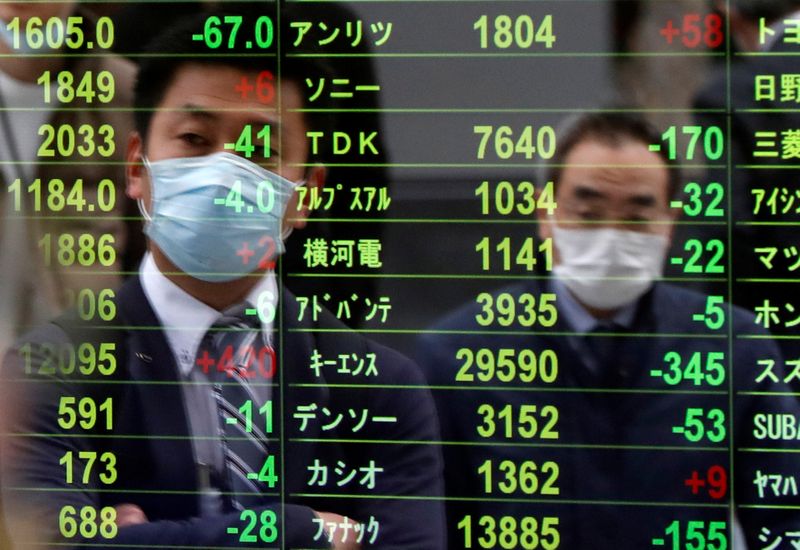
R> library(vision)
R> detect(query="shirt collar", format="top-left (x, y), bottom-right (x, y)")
top-left (550, 277), bottom-right (638, 333)
top-left (139, 252), bottom-right (277, 377)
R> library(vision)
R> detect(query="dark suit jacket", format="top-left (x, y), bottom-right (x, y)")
top-left (1, 277), bottom-right (445, 549)
top-left (416, 279), bottom-right (800, 549)
top-left (692, 34), bottom-right (800, 359)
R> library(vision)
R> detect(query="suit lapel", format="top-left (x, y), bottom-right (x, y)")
top-left (117, 277), bottom-right (199, 517)
top-left (115, 279), bottom-right (332, 506)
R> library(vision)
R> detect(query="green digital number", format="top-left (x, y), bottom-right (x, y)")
top-left (474, 125), bottom-right (556, 160)
top-left (237, 400), bottom-right (273, 434)
top-left (236, 509), bottom-right (277, 543)
top-left (475, 237), bottom-right (553, 272)
top-left (255, 455), bottom-right (278, 488)
top-left (672, 239), bottom-right (725, 274)
top-left (38, 70), bottom-right (115, 104)
top-left (215, 180), bottom-right (276, 215)
top-left (65, 288), bottom-right (116, 322)
top-left (5, 16), bottom-right (113, 51)
top-left (659, 126), bottom-right (723, 161)
top-left (38, 233), bottom-right (116, 268)
top-left (680, 182), bottom-right (724, 217)
top-left (195, 15), bottom-right (273, 49)
top-left (57, 396), bottom-right (113, 431)
top-left (7, 178), bottom-right (115, 213)
top-left (478, 459), bottom-right (560, 495)
top-left (475, 292), bottom-right (557, 328)
top-left (474, 14), bottom-right (556, 49)
top-left (37, 123), bottom-right (115, 158)
top-left (659, 520), bottom-right (727, 550)
top-left (673, 408), bottom-right (726, 443)
top-left (60, 451), bottom-right (117, 485)
top-left (692, 295), bottom-right (725, 330)
top-left (458, 515), bottom-right (560, 550)
top-left (59, 505), bottom-right (117, 540)
top-left (224, 124), bottom-right (271, 159)
top-left (20, 342), bottom-right (116, 377)
top-left (455, 348), bottom-right (559, 384)
top-left (477, 403), bottom-right (559, 440)
top-left (656, 351), bottom-right (725, 386)
top-left (475, 180), bottom-right (557, 216)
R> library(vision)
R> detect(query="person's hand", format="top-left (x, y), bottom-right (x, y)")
top-left (315, 511), bottom-right (362, 550)
top-left (114, 504), bottom-right (148, 527)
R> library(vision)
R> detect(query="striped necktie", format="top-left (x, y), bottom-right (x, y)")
top-left (198, 303), bottom-right (276, 509)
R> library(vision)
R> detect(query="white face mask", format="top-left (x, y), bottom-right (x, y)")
top-left (551, 226), bottom-right (668, 311)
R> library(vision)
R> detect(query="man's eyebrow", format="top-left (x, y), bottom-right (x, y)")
top-left (573, 184), bottom-right (604, 200)
top-left (173, 104), bottom-right (219, 122)
top-left (246, 117), bottom-right (281, 130)
top-left (627, 193), bottom-right (657, 207)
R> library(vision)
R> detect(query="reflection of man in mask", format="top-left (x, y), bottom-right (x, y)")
top-left (416, 112), bottom-right (800, 549)
top-left (536, 112), bottom-right (677, 321)
top-left (1, 9), bottom-right (444, 550)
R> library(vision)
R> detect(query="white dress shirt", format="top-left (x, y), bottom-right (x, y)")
top-left (139, 252), bottom-right (277, 514)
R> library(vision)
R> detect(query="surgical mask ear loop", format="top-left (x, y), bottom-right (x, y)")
top-left (281, 178), bottom-right (307, 241)
top-left (137, 156), bottom-right (153, 222)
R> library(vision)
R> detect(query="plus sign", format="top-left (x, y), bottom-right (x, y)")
top-left (684, 470), bottom-right (706, 495)
top-left (196, 349), bottom-right (215, 374)
top-left (235, 76), bottom-right (255, 100)
top-left (659, 20), bottom-right (680, 44)
top-left (237, 241), bottom-right (256, 265)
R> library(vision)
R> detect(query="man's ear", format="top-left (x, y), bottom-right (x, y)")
top-left (726, 5), bottom-right (760, 51)
top-left (306, 163), bottom-right (327, 191)
top-left (286, 163), bottom-right (326, 230)
top-left (535, 187), bottom-right (554, 242)
top-left (663, 199), bottom-right (681, 246)
top-left (126, 132), bottom-right (146, 201)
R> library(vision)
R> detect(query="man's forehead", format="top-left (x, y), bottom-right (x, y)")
top-left (157, 100), bottom-right (278, 124)
top-left (565, 137), bottom-right (665, 166)
top-left (560, 139), bottom-right (669, 192)
top-left (159, 64), bottom-right (275, 109)
top-left (151, 65), bottom-right (309, 134)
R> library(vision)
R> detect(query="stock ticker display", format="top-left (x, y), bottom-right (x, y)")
top-left (0, 1), bottom-right (798, 549)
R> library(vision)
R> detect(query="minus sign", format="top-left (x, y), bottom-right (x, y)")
top-left (226, 418), bottom-right (238, 425)
top-left (192, 34), bottom-right (204, 41)
top-left (649, 370), bottom-right (663, 377)
top-left (692, 314), bottom-right (705, 321)
top-left (670, 257), bottom-right (683, 265)
top-left (245, 308), bottom-right (258, 316)
top-left (652, 538), bottom-right (665, 546)
top-left (247, 473), bottom-right (258, 480)
top-left (213, 198), bottom-right (225, 205)
top-left (648, 144), bottom-right (662, 152)
top-left (226, 527), bottom-right (239, 534)
top-left (672, 426), bottom-right (684, 433)
top-left (669, 200), bottom-right (683, 208)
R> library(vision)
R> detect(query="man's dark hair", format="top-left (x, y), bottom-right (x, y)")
top-left (731, 0), bottom-right (800, 21)
top-left (133, 4), bottom-right (333, 152)
top-left (544, 111), bottom-right (681, 200)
